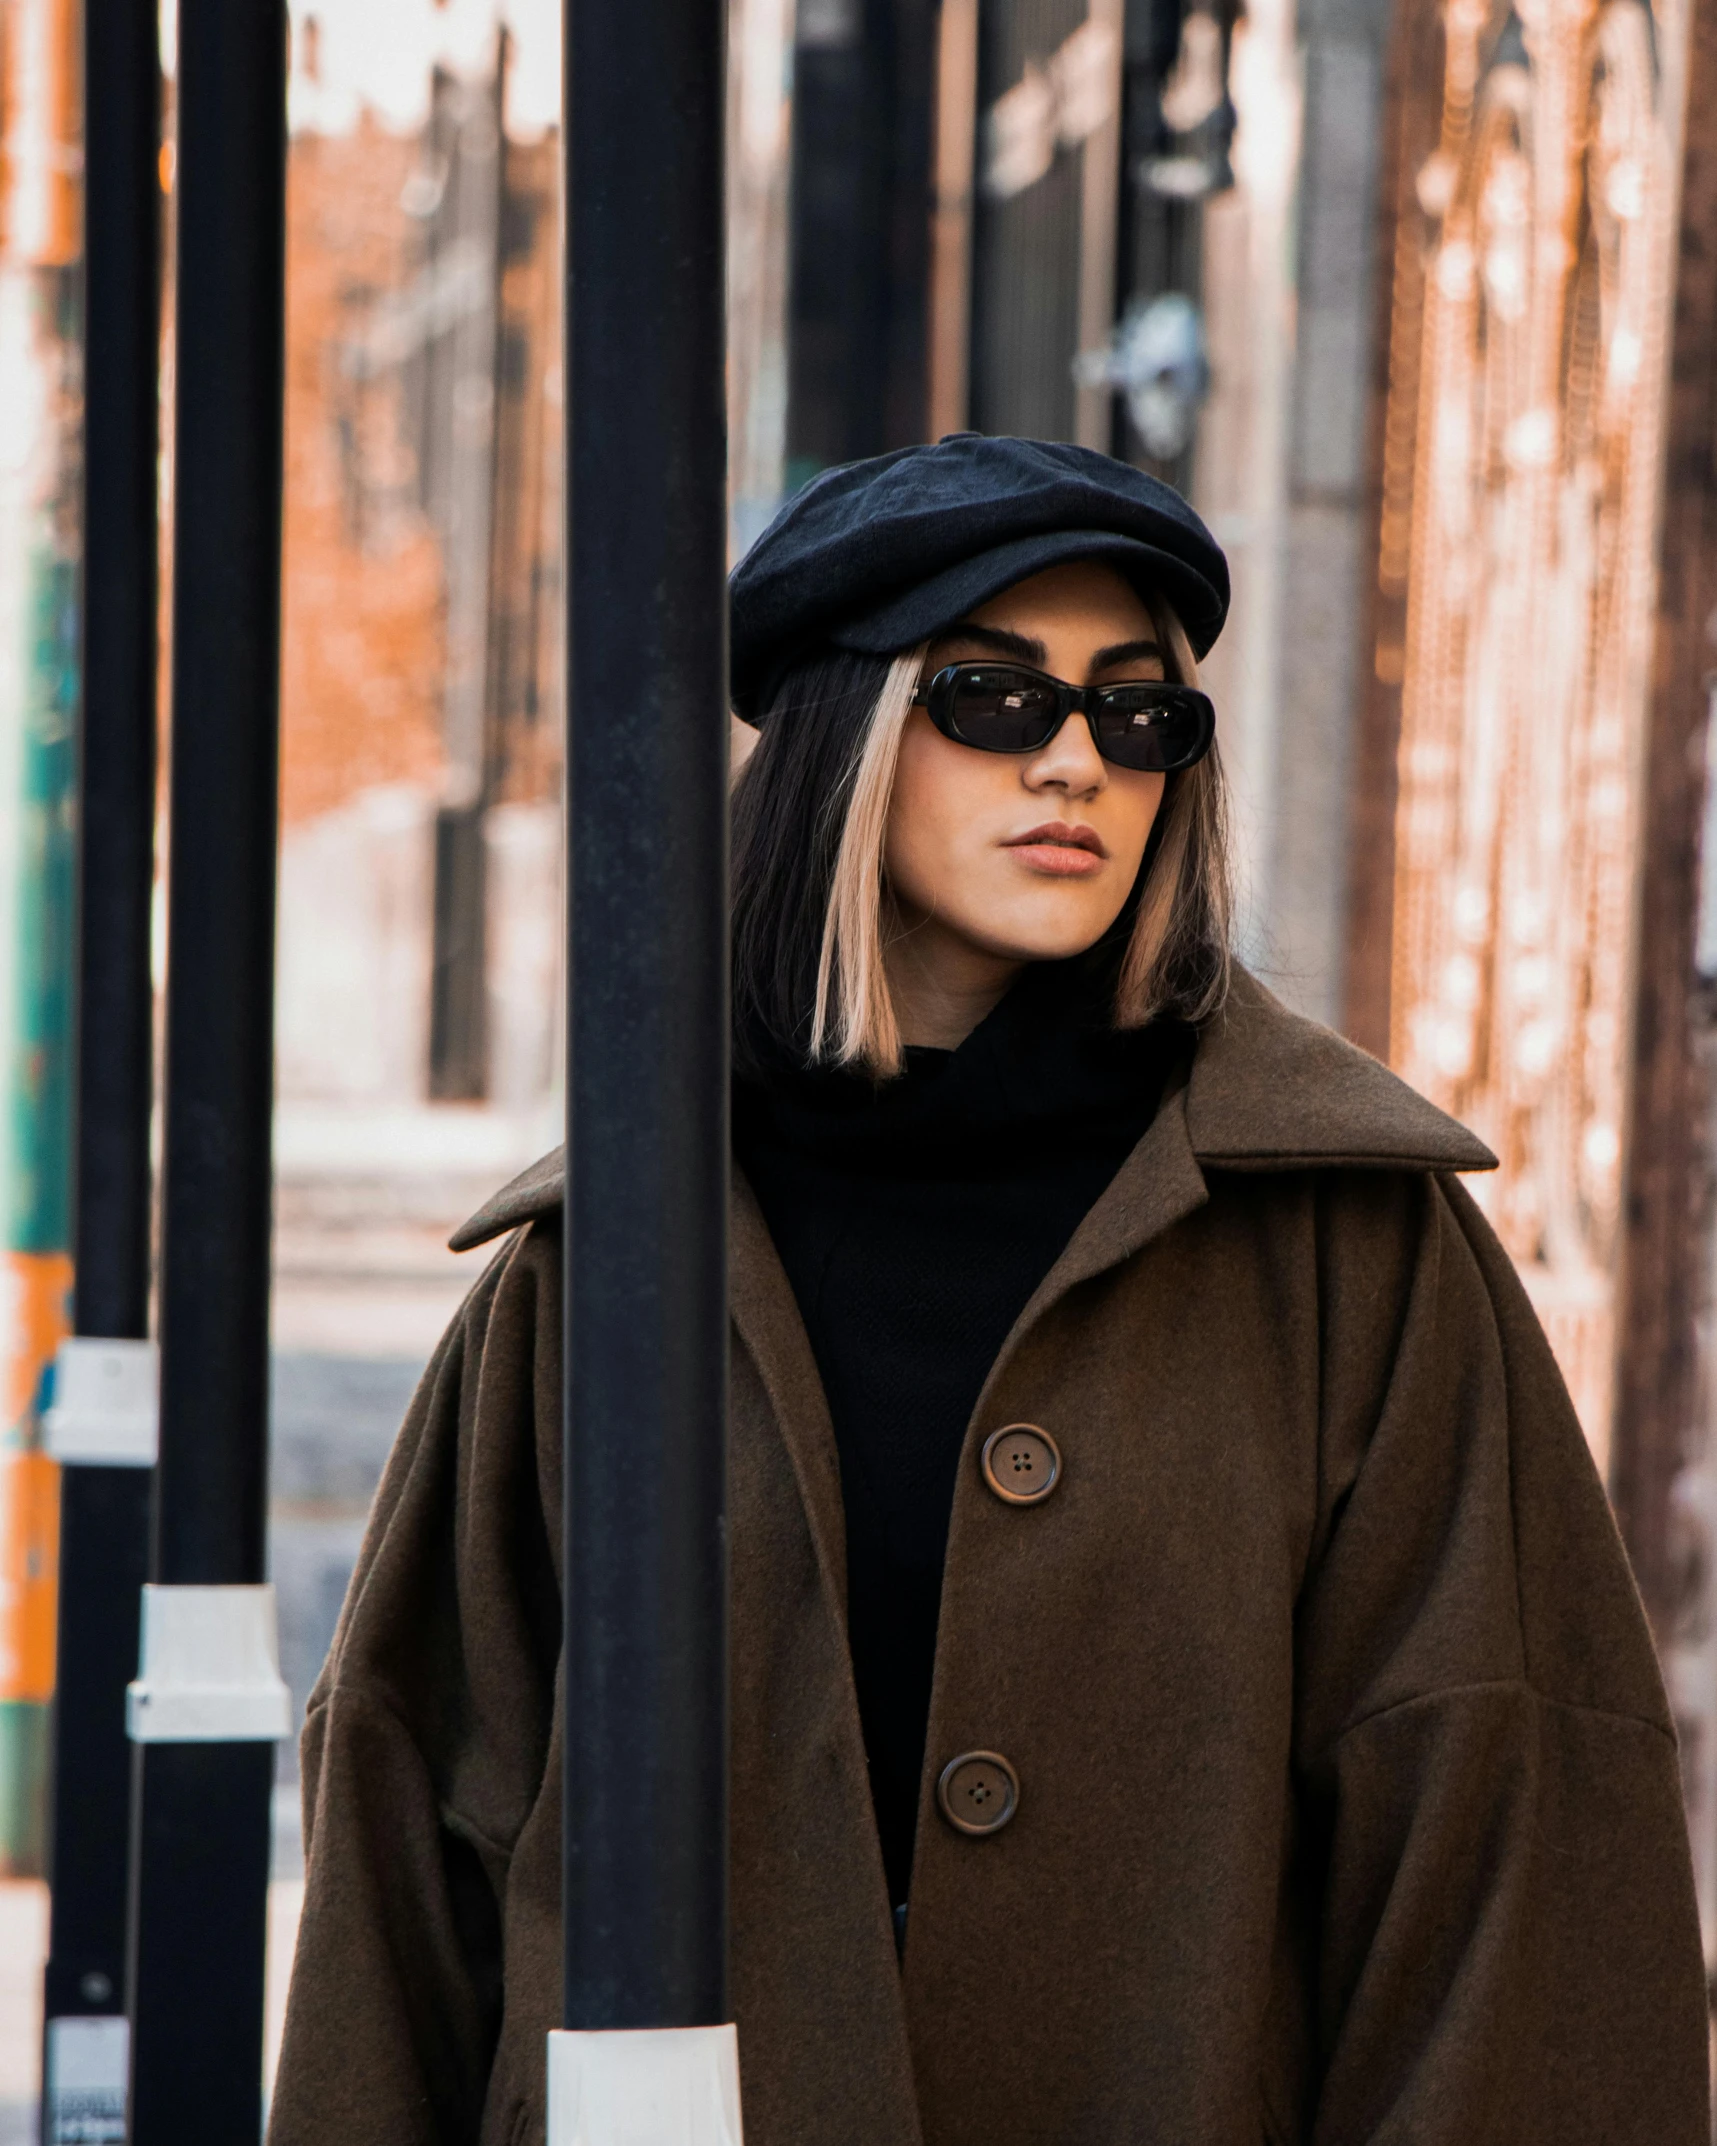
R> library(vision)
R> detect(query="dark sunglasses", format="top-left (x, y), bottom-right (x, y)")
top-left (914, 662), bottom-right (1216, 773)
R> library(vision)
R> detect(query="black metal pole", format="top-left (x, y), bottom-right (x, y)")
top-left (126, 2), bottom-right (286, 2138)
top-left (40, 0), bottom-right (160, 2087)
top-left (562, 0), bottom-right (730, 2038)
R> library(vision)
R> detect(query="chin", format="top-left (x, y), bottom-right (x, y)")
top-left (961, 903), bottom-right (1121, 966)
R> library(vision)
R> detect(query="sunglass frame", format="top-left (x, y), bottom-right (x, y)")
top-left (914, 661), bottom-right (1216, 773)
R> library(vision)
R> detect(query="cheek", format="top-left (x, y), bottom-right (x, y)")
top-left (883, 718), bottom-right (1013, 906)
top-left (1106, 770), bottom-right (1167, 875)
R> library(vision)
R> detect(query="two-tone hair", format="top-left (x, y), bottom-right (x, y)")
top-left (731, 591), bottom-right (1232, 1078)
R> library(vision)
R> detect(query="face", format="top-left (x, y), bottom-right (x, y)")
top-left (883, 560), bottom-right (1168, 974)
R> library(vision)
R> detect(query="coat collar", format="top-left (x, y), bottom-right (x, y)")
top-left (448, 975), bottom-right (1493, 1641)
top-left (1186, 965), bottom-right (1495, 1172)
top-left (448, 966), bottom-right (1493, 1258)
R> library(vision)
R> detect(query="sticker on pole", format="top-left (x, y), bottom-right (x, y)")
top-left (547, 2025), bottom-right (743, 2146)
top-left (44, 2015), bottom-right (128, 2144)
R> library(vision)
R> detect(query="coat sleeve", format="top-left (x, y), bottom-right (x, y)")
top-left (1294, 1170), bottom-right (1709, 2144)
top-left (266, 1223), bottom-right (563, 2146)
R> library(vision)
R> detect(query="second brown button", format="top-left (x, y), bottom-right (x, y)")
top-left (937, 1750), bottom-right (1020, 1836)
top-left (980, 1423), bottom-right (1062, 1505)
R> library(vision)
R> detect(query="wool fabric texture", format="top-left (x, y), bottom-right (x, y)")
top-left (733, 958), bottom-right (1185, 1906)
top-left (728, 434), bottom-right (1231, 719)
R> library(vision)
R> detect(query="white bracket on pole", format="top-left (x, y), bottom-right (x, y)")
top-left (126, 1582), bottom-right (292, 1742)
top-left (547, 2025), bottom-right (744, 2146)
top-left (42, 1336), bottom-right (159, 1466)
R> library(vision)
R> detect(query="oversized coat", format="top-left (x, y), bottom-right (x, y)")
top-left (267, 972), bottom-right (1710, 2146)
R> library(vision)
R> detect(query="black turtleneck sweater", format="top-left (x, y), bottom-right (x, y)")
top-left (732, 959), bottom-right (1186, 1905)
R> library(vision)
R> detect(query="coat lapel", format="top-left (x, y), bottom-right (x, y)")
top-left (938, 968), bottom-right (1496, 1434)
top-left (961, 1077), bottom-right (1211, 1430)
top-left (726, 1098), bottom-right (1210, 1644)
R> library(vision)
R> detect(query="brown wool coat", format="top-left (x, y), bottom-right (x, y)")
top-left (268, 972), bottom-right (1710, 2146)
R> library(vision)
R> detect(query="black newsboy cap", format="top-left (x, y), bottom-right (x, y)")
top-left (729, 433), bottom-right (1230, 719)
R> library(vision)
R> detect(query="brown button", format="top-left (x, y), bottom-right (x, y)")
top-left (980, 1423), bottom-right (1062, 1505)
top-left (937, 1750), bottom-right (1020, 1836)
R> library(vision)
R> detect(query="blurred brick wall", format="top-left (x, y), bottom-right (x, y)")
top-left (280, 117), bottom-right (448, 831)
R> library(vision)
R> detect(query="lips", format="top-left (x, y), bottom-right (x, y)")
top-left (1003, 822), bottom-right (1108, 858)
top-left (1001, 821), bottom-right (1109, 879)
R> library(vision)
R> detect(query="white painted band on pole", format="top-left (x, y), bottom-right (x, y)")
top-left (42, 1336), bottom-right (159, 1466)
top-left (126, 1582), bottom-right (293, 1742)
top-left (547, 2025), bottom-right (744, 2146)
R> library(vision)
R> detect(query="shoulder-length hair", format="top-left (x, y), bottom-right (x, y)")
top-left (731, 591), bottom-right (1232, 1079)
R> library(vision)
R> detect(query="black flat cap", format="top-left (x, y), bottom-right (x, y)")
top-left (730, 433), bottom-right (1230, 719)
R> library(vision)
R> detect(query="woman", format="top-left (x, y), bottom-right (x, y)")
top-left (270, 435), bottom-right (1708, 2145)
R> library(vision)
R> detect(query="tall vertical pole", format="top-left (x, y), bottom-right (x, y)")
top-left (554, 0), bottom-right (732, 2115)
top-left (40, 0), bottom-right (160, 2124)
top-left (1071, 0), bottom-right (1124, 453)
top-left (126, 2), bottom-right (290, 2139)
top-left (427, 50), bottom-right (506, 1103)
top-left (926, 0), bottom-right (978, 442)
top-left (726, 0), bottom-right (795, 558)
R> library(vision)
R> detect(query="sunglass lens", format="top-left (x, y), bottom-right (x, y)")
top-left (945, 667), bottom-right (1062, 751)
top-left (1092, 686), bottom-right (1214, 772)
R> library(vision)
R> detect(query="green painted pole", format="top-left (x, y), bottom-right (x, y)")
top-left (0, 0), bottom-right (82, 1876)
top-left (0, 271), bottom-right (81, 1873)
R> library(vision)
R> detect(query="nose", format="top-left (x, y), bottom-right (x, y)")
top-left (1022, 710), bottom-right (1106, 798)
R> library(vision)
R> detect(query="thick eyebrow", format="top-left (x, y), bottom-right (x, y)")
top-left (930, 622), bottom-right (1164, 677)
top-left (1090, 636), bottom-right (1163, 672)
top-left (932, 622), bottom-right (1048, 665)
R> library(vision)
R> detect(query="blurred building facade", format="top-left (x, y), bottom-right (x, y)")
top-left (277, 30), bottom-right (562, 1132)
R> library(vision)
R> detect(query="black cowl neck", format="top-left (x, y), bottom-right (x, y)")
top-left (738, 947), bottom-right (1186, 1170)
